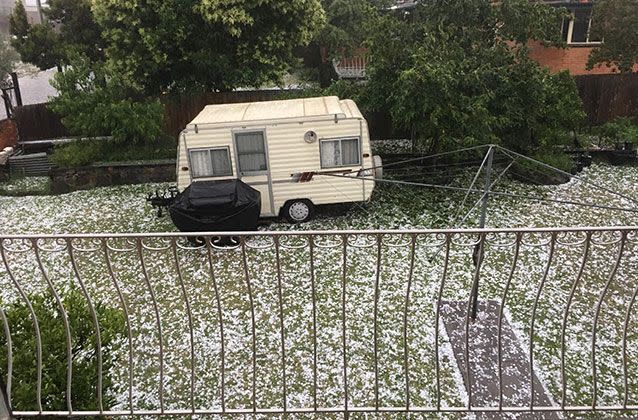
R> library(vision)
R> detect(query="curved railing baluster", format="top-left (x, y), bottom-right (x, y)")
top-left (205, 237), bottom-right (226, 412)
top-left (136, 239), bottom-right (164, 414)
top-left (373, 234), bottom-right (382, 411)
top-left (592, 232), bottom-right (627, 410)
top-left (341, 233), bottom-right (349, 412)
top-left (273, 237), bottom-right (288, 412)
top-left (170, 239), bottom-right (195, 413)
top-left (240, 237), bottom-right (257, 413)
top-left (622, 281), bottom-right (638, 408)
top-left (403, 234), bottom-right (417, 410)
top-left (309, 235), bottom-right (318, 412)
top-left (0, 308), bottom-right (11, 405)
top-left (497, 233), bottom-right (521, 410)
top-left (434, 234), bottom-right (450, 411)
top-left (32, 239), bottom-right (73, 414)
top-left (465, 232), bottom-right (486, 411)
top-left (560, 232), bottom-right (591, 408)
top-left (67, 240), bottom-right (104, 413)
top-left (529, 232), bottom-right (556, 410)
top-left (102, 239), bottom-right (134, 413)
top-left (0, 245), bottom-right (44, 415)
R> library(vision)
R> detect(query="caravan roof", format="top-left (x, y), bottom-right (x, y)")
top-left (187, 96), bottom-right (362, 129)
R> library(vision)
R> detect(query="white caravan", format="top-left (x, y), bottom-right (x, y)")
top-left (176, 96), bottom-right (381, 222)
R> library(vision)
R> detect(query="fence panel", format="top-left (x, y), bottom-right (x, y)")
top-left (12, 103), bottom-right (69, 142)
top-left (576, 74), bottom-right (638, 126)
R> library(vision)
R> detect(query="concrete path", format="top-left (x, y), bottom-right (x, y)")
top-left (440, 300), bottom-right (559, 419)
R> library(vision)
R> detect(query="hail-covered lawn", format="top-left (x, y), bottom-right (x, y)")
top-left (0, 163), bottom-right (637, 417)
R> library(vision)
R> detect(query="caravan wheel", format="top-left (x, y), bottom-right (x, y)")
top-left (283, 199), bottom-right (314, 223)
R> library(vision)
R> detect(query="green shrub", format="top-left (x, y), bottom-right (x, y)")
top-left (531, 150), bottom-right (574, 173)
top-left (0, 287), bottom-right (125, 411)
top-left (51, 140), bottom-right (102, 168)
top-left (512, 149), bottom-right (574, 184)
top-left (49, 54), bottom-right (164, 145)
top-left (52, 136), bottom-right (177, 168)
top-left (593, 117), bottom-right (638, 146)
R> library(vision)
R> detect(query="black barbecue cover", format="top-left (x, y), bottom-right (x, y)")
top-left (169, 179), bottom-right (261, 232)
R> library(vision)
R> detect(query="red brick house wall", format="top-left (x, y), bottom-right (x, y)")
top-left (0, 119), bottom-right (17, 150)
top-left (527, 41), bottom-right (638, 75)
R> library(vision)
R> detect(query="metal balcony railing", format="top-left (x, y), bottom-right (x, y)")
top-left (0, 227), bottom-right (637, 416)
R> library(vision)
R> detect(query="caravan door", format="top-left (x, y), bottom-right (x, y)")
top-left (233, 129), bottom-right (275, 217)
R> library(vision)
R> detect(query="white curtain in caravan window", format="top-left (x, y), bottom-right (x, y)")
top-left (321, 140), bottom-right (340, 167)
top-left (210, 149), bottom-right (231, 175)
top-left (190, 150), bottom-right (212, 178)
top-left (341, 138), bottom-right (360, 165)
top-left (236, 132), bottom-right (267, 172)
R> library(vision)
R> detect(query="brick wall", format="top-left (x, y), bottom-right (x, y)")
top-left (0, 119), bottom-right (17, 150)
top-left (527, 41), bottom-right (638, 75)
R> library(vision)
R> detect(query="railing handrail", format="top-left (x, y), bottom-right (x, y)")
top-left (1, 225), bottom-right (638, 239)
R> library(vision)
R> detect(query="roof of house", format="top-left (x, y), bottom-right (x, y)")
top-left (188, 96), bottom-right (362, 128)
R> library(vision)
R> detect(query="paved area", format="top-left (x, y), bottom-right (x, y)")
top-left (440, 300), bottom-right (559, 419)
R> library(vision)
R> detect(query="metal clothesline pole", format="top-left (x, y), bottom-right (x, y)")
top-left (470, 146), bottom-right (494, 320)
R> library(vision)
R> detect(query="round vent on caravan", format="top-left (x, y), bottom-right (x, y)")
top-left (304, 131), bottom-right (318, 144)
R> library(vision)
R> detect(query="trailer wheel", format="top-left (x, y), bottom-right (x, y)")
top-left (282, 199), bottom-right (314, 223)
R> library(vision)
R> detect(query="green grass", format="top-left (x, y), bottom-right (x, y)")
top-left (0, 164), bottom-right (637, 417)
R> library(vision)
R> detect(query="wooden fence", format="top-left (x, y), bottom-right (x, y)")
top-left (575, 74), bottom-right (638, 126)
top-left (9, 74), bottom-right (638, 143)
top-left (12, 103), bottom-right (69, 142)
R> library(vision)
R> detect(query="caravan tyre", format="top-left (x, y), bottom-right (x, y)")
top-left (283, 199), bottom-right (314, 223)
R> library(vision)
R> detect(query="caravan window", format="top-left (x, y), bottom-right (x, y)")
top-left (320, 137), bottom-right (361, 168)
top-left (189, 147), bottom-right (233, 178)
top-left (235, 131), bottom-right (268, 174)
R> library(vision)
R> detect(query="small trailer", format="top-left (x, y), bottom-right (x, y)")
top-left (173, 96), bottom-right (381, 223)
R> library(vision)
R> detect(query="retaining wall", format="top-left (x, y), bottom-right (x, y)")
top-left (50, 160), bottom-right (175, 194)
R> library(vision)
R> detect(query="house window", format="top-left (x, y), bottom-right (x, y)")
top-left (561, 8), bottom-right (602, 45)
top-left (235, 131), bottom-right (268, 174)
top-left (320, 138), bottom-right (361, 168)
top-left (189, 147), bottom-right (232, 178)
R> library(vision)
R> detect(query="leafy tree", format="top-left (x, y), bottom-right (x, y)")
top-left (0, 33), bottom-right (18, 84)
top-left (588, 0), bottom-right (638, 73)
top-left (92, 0), bottom-right (326, 95)
top-left (0, 287), bottom-right (125, 411)
top-left (0, 33), bottom-right (19, 113)
top-left (49, 54), bottom-right (164, 145)
top-left (316, 0), bottom-right (388, 57)
top-left (10, 0), bottom-right (103, 70)
top-left (9, 1), bottom-right (63, 70)
top-left (364, 0), bottom-right (584, 154)
top-left (298, 0), bottom-right (388, 87)
top-left (46, 0), bottom-right (105, 63)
